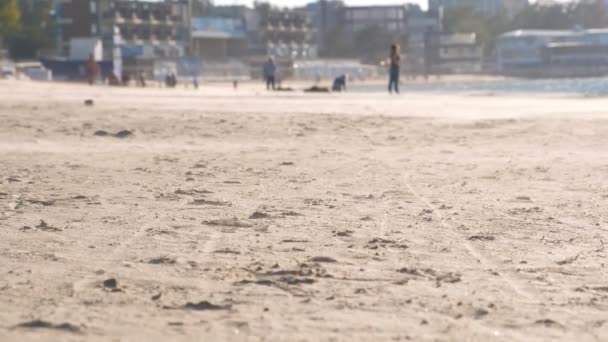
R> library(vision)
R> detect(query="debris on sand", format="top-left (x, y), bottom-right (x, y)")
top-left (190, 199), bottom-right (232, 206)
top-left (280, 162), bottom-right (295, 166)
top-left (148, 256), bottom-right (176, 265)
top-left (397, 267), bottom-right (461, 285)
top-left (114, 130), bottom-right (132, 138)
top-left (533, 319), bottom-right (564, 328)
top-left (102, 278), bottom-right (120, 291)
top-left (310, 256), bottom-right (337, 263)
top-left (474, 308), bottom-right (490, 319)
top-left (174, 188), bottom-right (213, 195)
top-left (94, 130), bottom-right (133, 138)
top-left (177, 301), bottom-right (231, 311)
top-left (556, 252), bottom-right (582, 265)
top-left (281, 211), bottom-right (303, 217)
top-left (516, 196), bottom-right (532, 201)
top-left (26, 199), bottom-right (55, 206)
top-left (367, 238), bottom-right (408, 250)
top-left (280, 277), bottom-right (316, 285)
top-left (467, 235), bottom-right (496, 241)
top-left (213, 249), bottom-right (241, 255)
top-left (281, 239), bottom-right (310, 243)
top-left (35, 220), bottom-right (62, 232)
top-left (334, 230), bottom-right (353, 237)
top-left (574, 285), bottom-right (608, 293)
top-left (13, 320), bottom-right (82, 334)
top-left (304, 86), bottom-right (330, 93)
top-left (249, 212), bottom-right (270, 219)
top-left (419, 209), bottom-right (434, 216)
top-left (84, 99), bottom-right (94, 106)
top-left (203, 218), bottom-right (253, 228)
top-left (508, 207), bottom-right (542, 215)
top-left (236, 263), bottom-right (328, 295)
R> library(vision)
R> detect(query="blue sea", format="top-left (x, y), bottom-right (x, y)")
top-left (351, 77), bottom-right (608, 96)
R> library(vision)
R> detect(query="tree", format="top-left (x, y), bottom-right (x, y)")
top-left (353, 26), bottom-right (407, 64)
top-left (0, 0), bottom-right (21, 41)
top-left (321, 26), bottom-right (353, 58)
top-left (6, 0), bottom-right (55, 59)
top-left (191, 0), bottom-right (213, 17)
top-left (443, 7), bottom-right (510, 57)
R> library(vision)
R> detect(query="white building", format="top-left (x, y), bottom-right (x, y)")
top-left (428, 0), bottom-right (528, 18)
top-left (439, 33), bottom-right (483, 73)
top-left (496, 29), bottom-right (608, 77)
top-left (496, 30), bottom-right (580, 71)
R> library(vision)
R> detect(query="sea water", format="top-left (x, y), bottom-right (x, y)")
top-left (351, 77), bottom-right (608, 96)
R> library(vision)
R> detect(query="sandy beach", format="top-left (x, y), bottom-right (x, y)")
top-left (1, 80), bottom-right (607, 341)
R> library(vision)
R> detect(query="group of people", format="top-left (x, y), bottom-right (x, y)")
top-left (262, 43), bottom-right (403, 94)
top-left (87, 43), bottom-right (404, 93)
top-left (87, 54), bottom-right (147, 87)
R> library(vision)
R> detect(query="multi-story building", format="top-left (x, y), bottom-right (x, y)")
top-left (252, 3), bottom-right (315, 59)
top-left (428, 0), bottom-right (528, 18)
top-left (55, 0), bottom-right (190, 61)
top-left (97, 0), bottom-right (190, 60)
top-left (190, 16), bottom-right (247, 59)
top-left (338, 4), bottom-right (441, 72)
top-left (405, 5), bottom-right (442, 74)
top-left (342, 5), bottom-right (408, 34)
top-left (54, 0), bottom-right (99, 56)
top-left (438, 33), bottom-right (483, 73)
top-left (305, 0), bottom-right (344, 54)
top-left (497, 30), bottom-right (577, 71)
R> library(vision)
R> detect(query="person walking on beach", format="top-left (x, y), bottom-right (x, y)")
top-left (86, 54), bottom-right (99, 85)
top-left (388, 44), bottom-right (401, 94)
top-left (263, 57), bottom-right (277, 91)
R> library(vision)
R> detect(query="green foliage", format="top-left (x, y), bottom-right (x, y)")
top-left (511, 2), bottom-right (608, 30)
top-left (353, 26), bottom-right (407, 64)
top-left (320, 26), bottom-right (352, 58)
top-left (6, 0), bottom-right (55, 59)
top-left (192, 0), bottom-right (213, 17)
top-left (321, 25), bottom-right (407, 63)
top-left (0, 0), bottom-right (21, 37)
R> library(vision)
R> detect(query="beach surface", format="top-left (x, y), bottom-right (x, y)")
top-left (1, 80), bottom-right (607, 341)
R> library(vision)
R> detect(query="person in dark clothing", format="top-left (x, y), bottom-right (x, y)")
top-left (86, 54), bottom-right (99, 85)
top-left (108, 73), bottom-right (121, 86)
top-left (388, 44), bottom-right (401, 94)
top-left (263, 57), bottom-right (277, 91)
top-left (165, 73), bottom-right (177, 88)
top-left (121, 71), bottom-right (131, 86)
top-left (332, 74), bottom-right (347, 92)
top-left (137, 72), bottom-right (146, 87)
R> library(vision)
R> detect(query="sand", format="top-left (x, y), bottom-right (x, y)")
top-left (0, 80), bottom-right (607, 341)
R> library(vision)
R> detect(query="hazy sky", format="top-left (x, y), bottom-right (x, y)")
top-left (215, 1), bottom-right (428, 9)
top-left (214, 0), bottom-right (571, 9)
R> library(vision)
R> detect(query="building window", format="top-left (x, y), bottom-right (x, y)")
top-left (91, 24), bottom-right (97, 34)
top-left (90, 1), bottom-right (96, 14)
